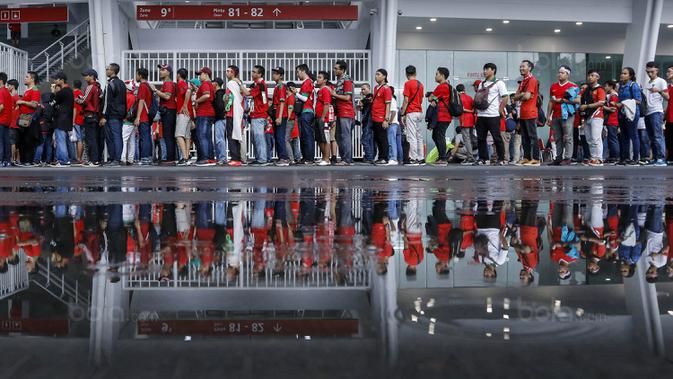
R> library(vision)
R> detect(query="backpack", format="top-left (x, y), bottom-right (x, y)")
top-left (448, 84), bottom-right (463, 117)
top-left (133, 82), bottom-right (160, 122)
top-left (628, 82), bottom-right (647, 115)
top-left (473, 80), bottom-right (498, 111)
top-left (425, 102), bottom-right (438, 130)
top-left (579, 86), bottom-right (594, 120)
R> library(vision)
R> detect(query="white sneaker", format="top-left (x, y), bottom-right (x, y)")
top-left (387, 160), bottom-right (398, 166)
top-left (317, 160), bottom-right (330, 166)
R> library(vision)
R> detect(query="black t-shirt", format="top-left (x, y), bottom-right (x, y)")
top-left (53, 86), bottom-right (74, 131)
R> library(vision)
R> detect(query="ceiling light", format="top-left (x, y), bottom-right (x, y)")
top-left (485, 27), bottom-right (493, 32)
top-left (576, 21), bottom-right (583, 25)
top-left (502, 20), bottom-right (510, 24)
top-left (430, 18), bottom-right (437, 22)
top-left (416, 26), bottom-right (423, 30)
top-left (554, 29), bottom-right (561, 33)
top-left (668, 24), bottom-right (673, 29)
top-left (605, 56), bottom-right (611, 59)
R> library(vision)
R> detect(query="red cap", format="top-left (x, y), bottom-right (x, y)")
top-left (472, 79), bottom-right (482, 87)
top-left (196, 67), bottom-right (212, 77)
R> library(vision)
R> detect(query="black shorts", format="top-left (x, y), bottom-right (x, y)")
top-left (9, 128), bottom-right (18, 145)
top-left (314, 119), bottom-right (328, 144)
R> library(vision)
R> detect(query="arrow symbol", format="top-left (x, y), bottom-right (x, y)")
top-left (273, 323), bottom-right (282, 332)
top-left (273, 8), bottom-right (281, 16)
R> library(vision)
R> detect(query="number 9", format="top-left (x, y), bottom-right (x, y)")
top-left (160, 8), bottom-right (168, 17)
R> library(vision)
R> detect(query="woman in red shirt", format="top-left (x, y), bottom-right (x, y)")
top-left (371, 69), bottom-right (392, 164)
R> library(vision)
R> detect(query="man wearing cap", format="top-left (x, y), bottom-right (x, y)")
top-left (240, 65), bottom-right (269, 165)
top-left (79, 69), bottom-right (102, 166)
top-left (194, 67), bottom-right (216, 166)
top-left (134, 67), bottom-right (154, 165)
top-left (152, 64), bottom-right (178, 164)
top-left (272, 67), bottom-right (290, 166)
top-left (51, 72), bottom-right (74, 167)
top-left (100, 63), bottom-right (126, 166)
top-left (330, 60), bottom-right (355, 165)
top-left (212, 77), bottom-right (228, 165)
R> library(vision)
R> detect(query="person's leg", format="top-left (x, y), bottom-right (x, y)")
top-left (387, 123), bottom-right (398, 161)
top-left (214, 119), bottom-right (227, 163)
top-left (299, 113), bottom-right (312, 162)
top-left (511, 130), bottom-right (522, 162)
top-left (666, 122), bottom-right (673, 161)
top-left (373, 122), bottom-right (388, 161)
top-left (195, 116), bottom-right (209, 162)
top-left (476, 118), bottom-right (489, 161)
top-left (520, 120), bottom-right (531, 160)
top-left (362, 119), bottom-right (375, 162)
top-left (639, 128), bottom-right (650, 160)
top-left (284, 120), bottom-right (294, 162)
top-left (551, 118), bottom-right (563, 161)
top-left (250, 118), bottom-right (268, 163)
top-left (500, 131), bottom-right (511, 162)
top-left (110, 118), bottom-right (124, 162)
top-left (563, 116), bottom-right (575, 160)
top-left (607, 125), bottom-right (620, 161)
top-left (396, 126), bottom-right (403, 162)
top-left (162, 110), bottom-right (176, 161)
top-left (489, 118), bottom-right (505, 161)
top-left (33, 133), bottom-right (45, 164)
top-left (587, 118), bottom-right (603, 161)
top-left (337, 118), bottom-right (353, 164)
top-left (461, 127), bottom-right (474, 160)
top-left (436, 121), bottom-right (450, 161)
top-left (0, 125), bottom-right (7, 164)
top-left (275, 118), bottom-right (288, 161)
top-left (266, 132), bottom-right (274, 160)
top-left (54, 129), bottom-right (69, 164)
top-left (651, 112), bottom-right (665, 161)
top-left (405, 113), bottom-right (419, 162)
top-left (138, 122), bottom-right (152, 162)
top-left (226, 117), bottom-right (242, 162)
top-left (629, 118), bottom-right (641, 161)
top-left (618, 118), bottom-right (630, 161)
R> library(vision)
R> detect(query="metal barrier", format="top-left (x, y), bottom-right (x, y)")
top-left (0, 251), bottom-right (29, 300)
top-left (0, 41), bottom-right (28, 92)
top-left (30, 19), bottom-right (91, 82)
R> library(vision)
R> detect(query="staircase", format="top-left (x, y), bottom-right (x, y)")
top-left (29, 19), bottom-right (91, 82)
top-left (30, 259), bottom-right (90, 309)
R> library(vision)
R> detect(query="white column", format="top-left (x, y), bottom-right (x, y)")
top-left (89, 0), bottom-right (129, 78)
top-left (383, 0), bottom-right (398, 88)
top-left (622, 0), bottom-right (664, 83)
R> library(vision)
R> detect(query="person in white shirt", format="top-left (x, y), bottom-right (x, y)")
top-left (473, 200), bottom-right (509, 280)
top-left (475, 63), bottom-right (509, 165)
top-left (644, 204), bottom-right (669, 283)
top-left (644, 61), bottom-right (670, 166)
top-left (387, 90), bottom-right (401, 165)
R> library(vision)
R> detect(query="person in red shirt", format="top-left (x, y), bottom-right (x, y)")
top-left (665, 65), bottom-right (673, 162)
top-left (152, 64), bottom-right (178, 163)
top-left (399, 65), bottom-right (425, 165)
top-left (194, 66), bottom-right (216, 166)
top-left (511, 201), bottom-right (540, 286)
top-left (0, 72), bottom-right (12, 166)
top-left (121, 80), bottom-right (137, 165)
top-left (315, 71), bottom-right (333, 166)
top-left (71, 80), bottom-right (85, 164)
top-left (512, 60), bottom-right (540, 165)
top-left (240, 65), bottom-right (270, 165)
top-left (371, 68), bottom-right (392, 164)
top-left (428, 67), bottom-right (453, 165)
top-left (547, 65), bottom-right (578, 165)
top-left (603, 80), bottom-right (621, 163)
top-left (285, 82), bottom-right (301, 163)
top-left (78, 68), bottom-right (102, 165)
top-left (15, 71), bottom-right (41, 166)
top-left (7, 79), bottom-right (20, 165)
top-left (580, 70), bottom-right (607, 166)
top-left (293, 64), bottom-right (315, 164)
top-left (456, 84), bottom-right (476, 164)
top-left (175, 68), bottom-right (193, 165)
top-left (134, 68), bottom-right (154, 165)
top-left (271, 67), bottom-right (291, 166)
top-left (329, 60), bottom-right (355, 165)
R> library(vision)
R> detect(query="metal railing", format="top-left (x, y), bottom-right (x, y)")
top-left (31, 258), bottom-right (90, 307)
top-left (0, 41), bottom-right (28, 92)
top-left (0, 251), bottom-right (29, 300)
top-left (30, 19), bottom-right (91, 82)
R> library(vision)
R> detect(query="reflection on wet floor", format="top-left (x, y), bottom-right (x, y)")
top-left (1, 184), bottom-right (673, 376)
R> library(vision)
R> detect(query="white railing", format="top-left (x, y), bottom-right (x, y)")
top-left (121, 49), bottom-right (371, 85)
top-left (30, 19), bottom-right (91, 82)
top-left (0, 41), bottom-right (28, 92)
top-left (0, 251), bottom-right (29, 300)
top-left (31, 258), bottom-right (90, 307)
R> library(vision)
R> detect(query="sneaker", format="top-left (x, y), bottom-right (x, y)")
top-left (387, 160), bottom-right (399, 166)
top-left (176, 159), bottom-right (188, 166)
top-left (405, 161), bottom-right (420, 166)
top-left (653, 159), bottom-right (668, 167)
top-left (433, 160), bottom-right (448, 166)
top-left (276, 159), bottom-right (290, 167)
top-left (139, 160), bottom-right (153, 166)
top-left (195, 160), bottom-right (210, 166)
top-left (51, 162), bottom-right (71, 168)
top-left (87, 161), bottom-right (100, 167)
top-left (515, 158), bottom-right (530, 166)
top-left (587, 159), bottom-right (604, 167)
top-left (228, 160), bottom-right (242, 167)
top-left (107, 161), bottom-right (121, 167)
top-left (374, 160), bottom-right (388, 165)
top-left (460, 159), bottom-right (475, 166)
top-left (560, 159), bottom-right (572, 166)
top-left (335, 161), bottom-right (352, 166)
top-left (523, 159), bottom-right (540, 166)
top-left (497, 160), bottom-right (508, 166)
top-left (317, 160), bottom-right (330, 166)
top-left (626, 160), bottom-right (639, 166)
top-left (639, 159), bottom-right (650, 165)
top-left (474, 160), bottom-right (490, 166)
top-left (258, 162), bottom-right (272, 167)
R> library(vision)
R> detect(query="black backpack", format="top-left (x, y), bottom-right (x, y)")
top-left (628, 83), bottom-right (647, 115)
top-left (448, 84), bottom-right (463, 117)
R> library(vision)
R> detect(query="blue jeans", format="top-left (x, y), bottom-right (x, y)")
top-left (619, 116), bottom-right (640, 161)
top-left (265, 133), bottom-right (274, 160)
top-left (299, 112), bottom-right (315, 161)
top-left (639, 129), bottom-right (650, 159)
top-left (195, 116), bottom-right (214, 161)
top-left (274, 118), bottom-right (288, 160)
top-left (104, 118), bottom-right (123, 162)
top-left (0, 124), bottom-right (9, 163)
top-left (361, 118), bottom-right (376, 162)
top-left (645, 112), bottom-right (665, 160)
top-left (34, 132), bottom-right (53, 163)
top-left (606, 125), bottom-right (620, 160)
top-left (138, 122), bottom-right (152, 161)
top-left (214, 119), bottom-right (227, 163)
top-left (291, 138), bottom-right (302, 161)
top-left (645, 204), bottom-right (664, 233)
top-left (337, 118), bottom-right (353, 163)
top-left (53, 129), bottom-right (70, 164)
top-left (387, 123), bottom-right (400, 161)
top-left (251, 117), bottom-right (268, 163)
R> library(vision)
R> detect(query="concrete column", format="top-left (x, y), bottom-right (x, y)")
top-left (622, 0), bottom-right (664, 84)
top-left (383, 0), bottom-right (398, 87)
top-left (89, 0), bottom-right (129, 78)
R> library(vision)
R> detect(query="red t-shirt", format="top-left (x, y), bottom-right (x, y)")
top-left (432, 82), bottom-right (453, 123)
top-left (137, 82), bottom-right (152, 123)
top-left (287, 94), bottom-right (296, 122)
top-left (371, 84), bottom-right (392, 123)
top-left (126, 92), bottom-right (136, 114)
top-left (315, 86), bottom-right (332, 120)
top-left (176, 80), bottom-right (193, 116)
top-left (160, 81), bottom-right (177, 110)
top-left (250, 79), bottom-right (269, 120)
top-left (73, 88), bottom-right (84, 125)
top-left (518, 75), bottom-right (539, 120)
top-left (10, 93), bottom-right (19, 129)
top-left (403, 80), bottom-right (424, 114)
top-left (19, 87), bottom-right (40, 115)
top-left (299, 78), bottom-right (315, 113)
top-left (459, 93), bottom-right (475, 127)
top-left (549, 81), bottom-right (577, 119)
top-left (272, 83), bottom-right (288, 119)
top-left (196, 81), bottom-right (215, 117)
top-left (335, 79), bottom-right (355, 118)
top-left (589, 85), bottom-right (606, 120)
top-left (606, 93), bottom-right (619, 126)
top-left (666, 85), bottom-right (673, 123)
top-left (0, 87), bottom-right (13, 126)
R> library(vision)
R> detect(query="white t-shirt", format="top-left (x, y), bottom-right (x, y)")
top-left (477, 79), bottom-right (509, 118)
top-left (645, 77), bottom-right (667, 115)
top-left (390, 97), bottom-right (399, 124)
top-left (645, 231), bottom-right (666, 267)
top-left (479, 228), bottom-right (508, 266)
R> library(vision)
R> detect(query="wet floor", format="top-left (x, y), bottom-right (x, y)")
top-left (1, 169), bottom-right (673, 378)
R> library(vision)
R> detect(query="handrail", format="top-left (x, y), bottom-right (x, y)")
top-left (31, 18), bottom-right (90, 62)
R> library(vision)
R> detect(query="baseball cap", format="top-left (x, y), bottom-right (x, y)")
top-left (157, 64), bottom-right (173, 72)
top-left (189, 78), bottom-right (201, 87)
top-left (81, 68), bottom-right (98, 78)
top-left (213, 77), bottom-right (224, 87)
top-left (472, 79), bottom-right (482, 87)
top-left (196, 67), bottom-right (212, 77)
top-left (272, 67), bottom-right (285, 76)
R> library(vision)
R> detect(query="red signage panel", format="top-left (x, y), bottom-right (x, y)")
top-left (138, 319), bottom-right (359, 336)
top-left (137, 5), bottom-right (358, 21)
top-left (0, 6), bottom-right (68, 24)
top-left (0, 319), bottom-right (69, 335)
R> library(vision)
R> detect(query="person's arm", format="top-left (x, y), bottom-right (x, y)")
top-left (181, 88), bottom-right (192, 116)
top-left (134, 99), bottom-right (145, 126)
top-left (153, 82), bottom-right (172, 101)
top-left (195, 86), bottom-right (211, 104)
top-left (276, 98), bottom-right (285, 125)
top-left (319, 93), bottom-right (329, 122)
top-left (383, 101), bottom-right (391, 129)
top-left (16, 92), bottom-right (38, 109)
top-left (546, 96), bottom-right (554, 126)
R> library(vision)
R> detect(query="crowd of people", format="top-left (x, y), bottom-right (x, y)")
top-left (1, 58), bottom-right (673, 167)
top-left (1, 188), bottom-right (671, 286)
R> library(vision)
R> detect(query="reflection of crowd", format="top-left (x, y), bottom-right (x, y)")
top-left (1, 191), bottom-right (672, 287)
